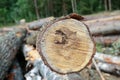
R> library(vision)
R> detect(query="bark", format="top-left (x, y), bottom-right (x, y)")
top-left (94, 52), bottom-right (120, 65)
top-left (93, 52), bottom-right (120, 76)
top-left (5, 59), bottom-right (24, 80)
top-left (93, 35), bottom-right (119, 45)
top-left (0, 28), bottom-right (27, 80)
top-left (94, 62), bottom-right (120, 76)
top-left (28, 17), bottom-right (54, 30)
top-left (25, 31), bottom-right (39, 45)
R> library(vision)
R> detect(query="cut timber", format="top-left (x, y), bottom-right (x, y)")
top-left (88, 20), bottom-right (120, 35)
top-left (28, 17), bottom-right (55, 30)
top-left (83, 15), bottom-right (120, 35)
top-left (94, 62), bottom-right (120, 76)
top-left (84, 15), bottom-right (120, 24)
top-left (93, 35), bottom-right (119, 45)
top-left (36, 19), bottom-right (95, 74)
top-left (0, 28), bottom-right (26, 80)
top-left (94, 52), bottom-right (120, 65)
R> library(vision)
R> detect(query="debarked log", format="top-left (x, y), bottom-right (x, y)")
top-left (93, 35), bottom-right (120, 45)
top-left (0, 28), bottom-right (27, 80)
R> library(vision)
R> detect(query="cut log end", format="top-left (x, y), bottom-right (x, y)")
top-left (37, 19), bottom-right (95, 74)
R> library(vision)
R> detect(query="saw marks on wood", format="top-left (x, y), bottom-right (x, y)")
top-left (37, 19), bottom-right (95, 74)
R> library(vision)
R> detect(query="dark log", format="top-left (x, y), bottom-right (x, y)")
top-left (5, 59), bottom-right (24, 80)
top-left (0, 28), bottom-right (26, 80)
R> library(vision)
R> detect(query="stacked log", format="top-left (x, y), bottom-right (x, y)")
top-left (0, 28), bottom-right (26, 80)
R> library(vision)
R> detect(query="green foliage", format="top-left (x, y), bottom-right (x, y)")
top-left (0, 0), bottom-right (120, 26)
top-left (96, 43), bottom-right (103, 52)
top-left (77, 0), bottom-right (104, 14)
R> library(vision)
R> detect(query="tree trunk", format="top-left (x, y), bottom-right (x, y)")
top-left (0, 28), bottom-right (26, 80)
top-left (62, 0), bottom-right (67, 15)
top-left (104, 0), bottom-right (108, 11)
top-left (108, 0), bottom-right (112, 11)
top-left (34, 0), bottom-right (40, 19)
top-left (71, 0), bottom-right (78, 13)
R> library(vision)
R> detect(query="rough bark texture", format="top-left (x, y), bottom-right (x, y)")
top-left (0, 28), bottom-right (26, 80)
top-left (94, 62), bottom-right (120, 76)
top-left (26, 31), bottom-right (39, 45)
top-left (36, 18), bottom-right (95, 74)
top-left (5, 59), bottom-right (24, 80)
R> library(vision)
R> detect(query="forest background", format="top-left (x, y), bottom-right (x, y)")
top-left (0, 0), bottom-right (120, 26)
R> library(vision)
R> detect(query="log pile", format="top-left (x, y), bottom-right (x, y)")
top-left (0, 13), bottom-right (120, 80)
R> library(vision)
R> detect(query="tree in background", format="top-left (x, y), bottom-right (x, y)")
top-left (0, 0), bottom-right (120, 26)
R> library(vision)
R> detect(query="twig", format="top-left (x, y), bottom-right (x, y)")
top-left (92, 58), bottom-right (106, 80)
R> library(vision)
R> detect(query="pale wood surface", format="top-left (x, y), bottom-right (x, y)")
top-left (37, 19), bottom-right (95, 74)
